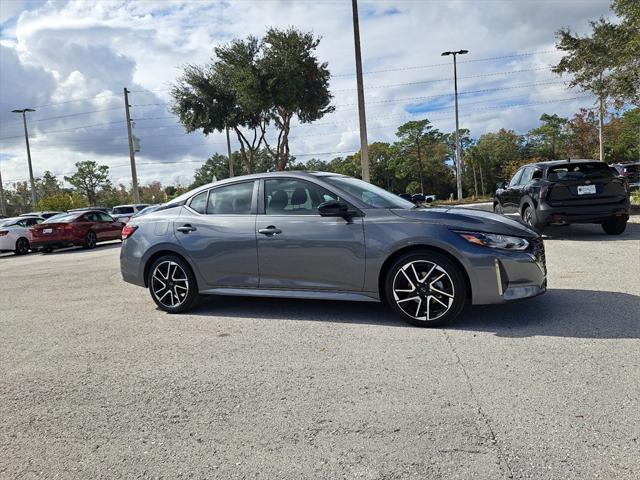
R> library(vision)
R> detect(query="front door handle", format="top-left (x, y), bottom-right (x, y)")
top-left (258, 226), bottom-right (282, 236)
top-left (177, 224), bottom-right (197, 233)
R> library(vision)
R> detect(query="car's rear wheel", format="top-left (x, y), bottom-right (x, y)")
top-left (148, 255), bottom-right (199, 313)
top-left (522, 205), bottom-right (544, 232)
top-left (384, 251), bottom-right (467, 327)
top-left (15, 237), bottom-right (30, 255)
top-left (601, 217), bottom-right (627, 235)
top-left (83, 231), bottom-right (97, 249)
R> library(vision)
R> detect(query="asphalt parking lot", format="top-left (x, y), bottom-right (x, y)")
top-left (1, 219), bottom-right (639, 479)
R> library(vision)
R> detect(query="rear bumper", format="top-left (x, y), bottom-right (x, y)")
top-left (537, 199), bottom-right (630, 225)
top-left (30, 239), bottom-right (78, 249)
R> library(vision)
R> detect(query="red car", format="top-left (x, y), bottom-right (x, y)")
top-left (29, 210), bottom-right (125, 253)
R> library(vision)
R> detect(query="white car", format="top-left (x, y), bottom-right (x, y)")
top-left (0, 216), bottom-right (44, 255)
top-left (110, 204), bottom-right (149, 223)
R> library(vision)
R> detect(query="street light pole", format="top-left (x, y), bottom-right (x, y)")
top-left (0, 162), bottom-right (7, 216)
top-left (11, 108), bottom-right (37, 206)
top-left (441, 50), bottom-right (469, 201)
top-left (351, 0), bottom-right (370, 182)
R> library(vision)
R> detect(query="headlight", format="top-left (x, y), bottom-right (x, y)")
top-left (454, 230), bottom-right (530, 251)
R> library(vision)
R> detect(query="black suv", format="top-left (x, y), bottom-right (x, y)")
top-left (494, 160), bottom-right (630, 234)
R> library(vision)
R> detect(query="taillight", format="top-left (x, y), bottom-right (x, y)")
top-left (122, 225), bottom-right (138, 240)
top-left (539, 185), bottom-right (549, 201)
top-left (0, 231), bottom-right (8, 237)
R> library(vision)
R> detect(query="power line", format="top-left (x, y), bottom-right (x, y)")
top-left (332, 50), bottom-right (557, 77)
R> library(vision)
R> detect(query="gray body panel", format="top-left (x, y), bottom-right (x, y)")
top-left (120, 171), bottom-right (546, 306)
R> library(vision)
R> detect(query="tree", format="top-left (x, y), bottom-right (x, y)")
top-left (36, 192), bottom-right (87, 212)
top-left (527, 114), bottom-right (568, 159)
top-left (473, 129), bottom-right (524, 191)
top-left (191, 153), bottom-right (242, 188)
top-left (260, 28), bottom-right (334, 170)
top-left (553, 0), bottom-right (640, 160)
top-left (564, 109), bottom-right (600, 159)
top-left (35, 171), bottom-right (61, 199)
top-left (604, 107), bottom-right (640, 162)
top-left (171, 28), bottom-right (333, 173)
top-left (395, 119), bottom-right (441, 194)
top-left (64, 161), bottom-right (111, 206)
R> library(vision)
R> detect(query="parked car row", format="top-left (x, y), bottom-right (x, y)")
top-left (0, 204), bottom-right (164, 255)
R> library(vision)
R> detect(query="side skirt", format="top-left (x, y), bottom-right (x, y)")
top-left (198, 287), bottom-right (380, 303)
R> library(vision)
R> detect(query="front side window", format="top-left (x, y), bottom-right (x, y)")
top-left (520, 167), bottom-right (534, 185)
top-left (508, 169), bottom-right (524, 188)
top-left (264, 179), bottom-right (338, 215)
top-left (207, 182), bottom-right (254, 215)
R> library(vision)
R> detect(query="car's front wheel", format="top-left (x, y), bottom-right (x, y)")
top-left (601, 217), bottom-right (627, 235)
top-left (15, 237), bottom-right (30, 255)
top-left (147, 255), bottom-right (199, 313)
top-left (385, 251), bottom-right (467, 327)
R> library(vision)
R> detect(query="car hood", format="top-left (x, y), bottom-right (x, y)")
top-left (390, 207), bottom-right (539, 238)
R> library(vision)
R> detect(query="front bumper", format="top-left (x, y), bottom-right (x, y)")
top-left (536, 199), bottom-right (630, 225)
top-left (469, 237), bottom-right (547, 305)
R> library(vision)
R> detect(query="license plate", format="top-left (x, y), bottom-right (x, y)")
top-left (577, 185), bottom-right (596, 195)
top-left (43, 228), bottom-right (52, 234)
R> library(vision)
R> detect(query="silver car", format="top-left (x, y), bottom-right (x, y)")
top-left (120, 172), bottom-right (546, 327)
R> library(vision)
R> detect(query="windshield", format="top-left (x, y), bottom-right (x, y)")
top-left (43, 212), bottom-right (79, 223)
top-left (323, 176), bottom-right (415, 209)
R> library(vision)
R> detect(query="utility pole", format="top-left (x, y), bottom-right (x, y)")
top-left (11, 108), bottom-right (37, 206)
top-left (123, 88), bottom-right (141, 204)
top-left (0, 163), bottom-right (6, 216)
top-left (225, 125), bottom-right (234, 177)
top-left (442, 49), bottom-right (469, 201)
top-left (351, 0), bottom-right (370, 182)
top-left (598, 95), bottom-right (605, 162)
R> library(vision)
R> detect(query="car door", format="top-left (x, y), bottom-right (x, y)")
top-left (256, 177), bottom-right (366, 292)
top-left (503, 168), bottom-right (526, 213)
top-left (97, 212), bottom-right (122, 240)
top-left (175, 181), bottom-right (260, 288)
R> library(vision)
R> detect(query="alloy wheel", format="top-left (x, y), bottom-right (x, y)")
top-left (151, 261), bottom-right (190, 308)
top-left (523, 208), bottom-right (533, 226)
top-left (392, 260), bottom-right (456, 321)
top-left (16, 238), bottom-right (29, 255)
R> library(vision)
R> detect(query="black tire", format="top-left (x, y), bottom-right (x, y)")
top-left (41, 246), bottom-right (53, 254)
top-left (15, 237), bottom-right (30, 255)
top-left (493, 202), bottom-right (504, 214)
top-left (83, 230), bottom-right (97, 249)
top-left (147, 255), bottom-right (200, 313)
top-left (384, 250), bottom-right (467, 327)
top-left (601, 217), bottom-right (627, 235)
top-left (522, 205), bottom-right (544, 232)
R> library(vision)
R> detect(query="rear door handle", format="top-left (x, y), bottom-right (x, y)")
top-left (177, 224), bottom-right (197, 233)
top-left (258, 226), bottom-right (282, 236)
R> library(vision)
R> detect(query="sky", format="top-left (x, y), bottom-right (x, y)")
top-left (0, 0), bottom-right (612, 189)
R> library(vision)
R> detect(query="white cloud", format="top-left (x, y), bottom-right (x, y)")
top-left (0, 0), bottom-right (612, 188)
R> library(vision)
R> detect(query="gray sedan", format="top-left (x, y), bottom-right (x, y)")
top-left (120, 172), bottom-right (546, 327)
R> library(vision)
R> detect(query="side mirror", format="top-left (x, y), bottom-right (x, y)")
top-left (318, 200), bottom-right (353, 217)
top-left (496, 182), bottom-right (505, 190)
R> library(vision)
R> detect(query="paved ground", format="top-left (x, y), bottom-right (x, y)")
top-left (1, 218), bottom-right (639, 479)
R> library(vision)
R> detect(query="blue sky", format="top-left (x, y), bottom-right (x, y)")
top-left (0, 0), bottom-right (611, 187)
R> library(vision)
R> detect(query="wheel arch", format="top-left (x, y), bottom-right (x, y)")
top-left (378, 244), bottom-right (472, 304)
top-left (143, 249), bottom-right (196, 288)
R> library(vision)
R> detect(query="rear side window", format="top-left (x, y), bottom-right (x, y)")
top-left (207, 182), bottom-right (254, 215)
top-left (189, 191), bottom-right (209, 214)
top-left (98, 212), bottom-right (114, 222)
top-left (547, 163), bottom-right (613, 181)
top-left (112, 206), bottom-right (134, 214)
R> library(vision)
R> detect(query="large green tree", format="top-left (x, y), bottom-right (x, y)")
top-left (395, 119), bottom-right (442, 194)
top-left (64, 161), bottom-right (111, 206)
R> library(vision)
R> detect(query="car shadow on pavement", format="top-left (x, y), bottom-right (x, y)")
top-left (453, 289), bottom-right (640, 339)
top-left (190, 288), bottom-right (639, 338)
top-left (40, 241), bottom-right (122, 255)
top-left (191, 295), bottom-right (405, 327)
top-left (542, 221), bottom-right (640, 241)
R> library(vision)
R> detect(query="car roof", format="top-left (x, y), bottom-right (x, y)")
top-left (528, 159), bottom-right (605, 168)
top-left (168, 171), bottom-right (346, 205)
